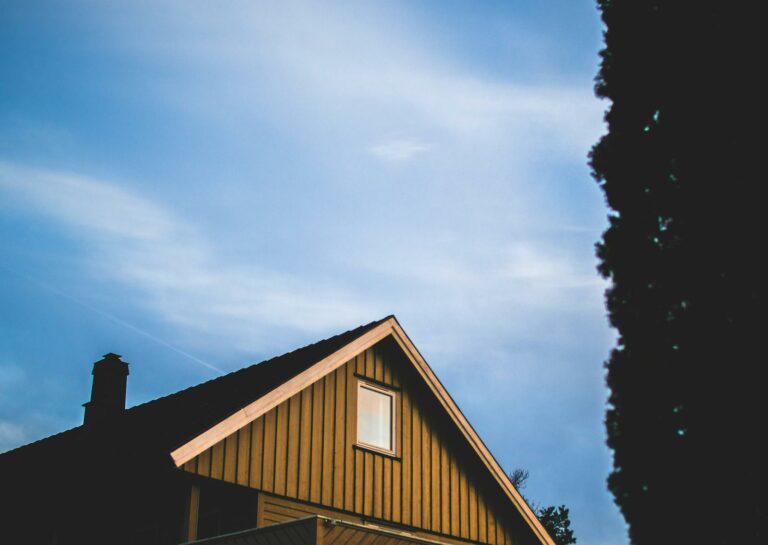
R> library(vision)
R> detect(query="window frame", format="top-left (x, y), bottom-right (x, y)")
top-left (355, 379), bottom-right (398, 456)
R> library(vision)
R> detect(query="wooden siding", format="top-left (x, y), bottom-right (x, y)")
top-left (257, 494), bottom-right (505, 545)
top-left (259, 493), bottom-right (362, 527)
top-left (184, 341), bottom-right (521, 545)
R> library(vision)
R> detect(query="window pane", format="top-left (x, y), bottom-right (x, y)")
top-left (358, 385), bottom-right (392, 451)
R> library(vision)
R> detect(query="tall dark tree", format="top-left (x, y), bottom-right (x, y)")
top-left (591, 1), bottom-right (766, 544)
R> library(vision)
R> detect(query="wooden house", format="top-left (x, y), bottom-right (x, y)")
top-left (0, 316), bottom-right (554, 545)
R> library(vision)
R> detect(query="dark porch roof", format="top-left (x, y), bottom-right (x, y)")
top-left (186, 515), bottom-right (459, 545)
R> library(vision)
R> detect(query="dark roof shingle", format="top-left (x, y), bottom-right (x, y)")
top-left (0, 317), bottom-right (390, 467)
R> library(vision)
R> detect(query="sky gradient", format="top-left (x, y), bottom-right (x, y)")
top-left (0, 2), bottom-right (625, 543)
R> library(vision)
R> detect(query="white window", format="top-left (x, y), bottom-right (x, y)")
top-left (357, 381), bottom-right (396, 454)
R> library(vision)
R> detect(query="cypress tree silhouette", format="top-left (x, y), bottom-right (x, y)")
top-left (590, 1), bottom-right (766, 543)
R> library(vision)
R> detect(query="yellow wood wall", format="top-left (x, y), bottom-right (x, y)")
top-left (256, 493), bottom-right (510, 545)
top-left (183, 340), bottom-right (524, 545)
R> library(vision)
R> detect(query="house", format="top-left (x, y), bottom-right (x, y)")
top-left (0, 316), bottom-right (554, 545)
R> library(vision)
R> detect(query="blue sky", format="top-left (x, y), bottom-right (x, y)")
top-left (0, 2), bottom-right (625, 543)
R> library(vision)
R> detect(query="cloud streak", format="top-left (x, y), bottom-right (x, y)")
top-left (0, 158), bottom-right (603, 363)
top-left (369, 139), bottom-right (431, 161)
top-left (110, 1), bottom-right (602, 160)
top-left (0, 162), bottom-right (377, 354)
top-left (0, 421), bottom-right (27, 451)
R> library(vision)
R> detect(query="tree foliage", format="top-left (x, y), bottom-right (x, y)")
top-left (509, 468), bottom-right (529, 491)
top-left (509, 470), bottom-right (576, 545)
top-left (591, 1), bottom-right (766, 543)
top-left (538, 506), bottom-right (576, 545)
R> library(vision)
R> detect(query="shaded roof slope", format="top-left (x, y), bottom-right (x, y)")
top-left (0, 317), bottom-right (391, 466)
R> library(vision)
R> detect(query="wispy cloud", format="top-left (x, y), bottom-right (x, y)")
top-left (0, 364), bottom-right (25, 389)
top-left (368, 139), bottom-right (431, 161)
top-left (0, 421), bottom-right (27, 451)
top-left (0, 0), bottom-right (607, 374)
top-left (0, 162), bottom-right (377, 354)
top-left (0, 159), bottom-right (603, 361)
top-left (0, 363), bottom-right (30, 451)
top-left (109, 1), bottom-right (602, 160)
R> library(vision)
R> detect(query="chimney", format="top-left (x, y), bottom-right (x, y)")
top-left (83, 353), bottom-right (130, 426)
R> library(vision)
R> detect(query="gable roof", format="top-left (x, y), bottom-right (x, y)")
top-left (0, 317), bottom-right (389, 464)
top-left (170, 316), bottom-right (555, 545)
top-left (0, 315), bottom-right (554, 545)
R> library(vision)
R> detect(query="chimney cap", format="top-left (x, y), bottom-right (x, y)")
top-left (91, 353), bottom-right (129, 374)
top-left (99, 352), bottom-right (123, 361)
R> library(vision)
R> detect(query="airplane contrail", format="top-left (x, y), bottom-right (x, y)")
top-left (0, 264), bottom-right (225, 375)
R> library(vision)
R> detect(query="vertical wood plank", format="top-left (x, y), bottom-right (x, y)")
top-left (431, 432), bottom-right (440, 532)
top-left (274, 402), bottom-right (288, 495)
top-left (287, 394), bottom-right (301, 498)
top-left (333, 366), bottom-right (346, 510)
top-left (322, 374), bottom-right (336, 506)
top-left (383, 456), bottom-right (392, 521)
top-left (250, 419), bottom-right (264, 489)
top-left (365, 349), bottom-right (374, 378)
top-left (374, 348), bottom-right (384, 383)
top-left (390, 350), bottom-right (401, 388)
top-left (354, 448), bottom-right (364, 513)
top-left (450, 454), bottom-right (460, 536)
top-left (459, 467), bottom-right (469, 539)
top-left (224, 433), bottom-right (237, 483)
top-left (298, 389), bottom-right (312, 501)
top-left (237, 425), bottom-right (251, 486)
top-left (211, 441), bottom-right (224, 480)
top-left (256, 492), bottom-right (264, 527)
top-left (364, 451), bottom-right (374, 516)
top-left (262, 408), bottom-right (276, 493)
top-left (183, 484), bottom-right (200, 542)
top-left (469, 481), bottom-right (478, 541)
top-left (421, 416), bottom-right (431, 530)
top-left (440, 444), bottom-right (450, 534)
top-left (310, 380), bottom-right (324, 504)
top-left (401, 388), bottom-right (412, 526)
top-left (198, 448), bottom-right (211, 477)
top-left (374, 454), bottom-right (383, 519)
top-left (383, 350), bottom-right (392, 385)
top-left (478, 494), bottom-right (487, 543)
top-left (392, 457), bottom-right (401, 523)
top-left (392, 353), bottom-right (401, 525)
top-left (344, 361), bottom-right (356, 512)
top-left (487, 507), bottom-right (497, 545)
top-left (411, 403), bottom-right (421, 528)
